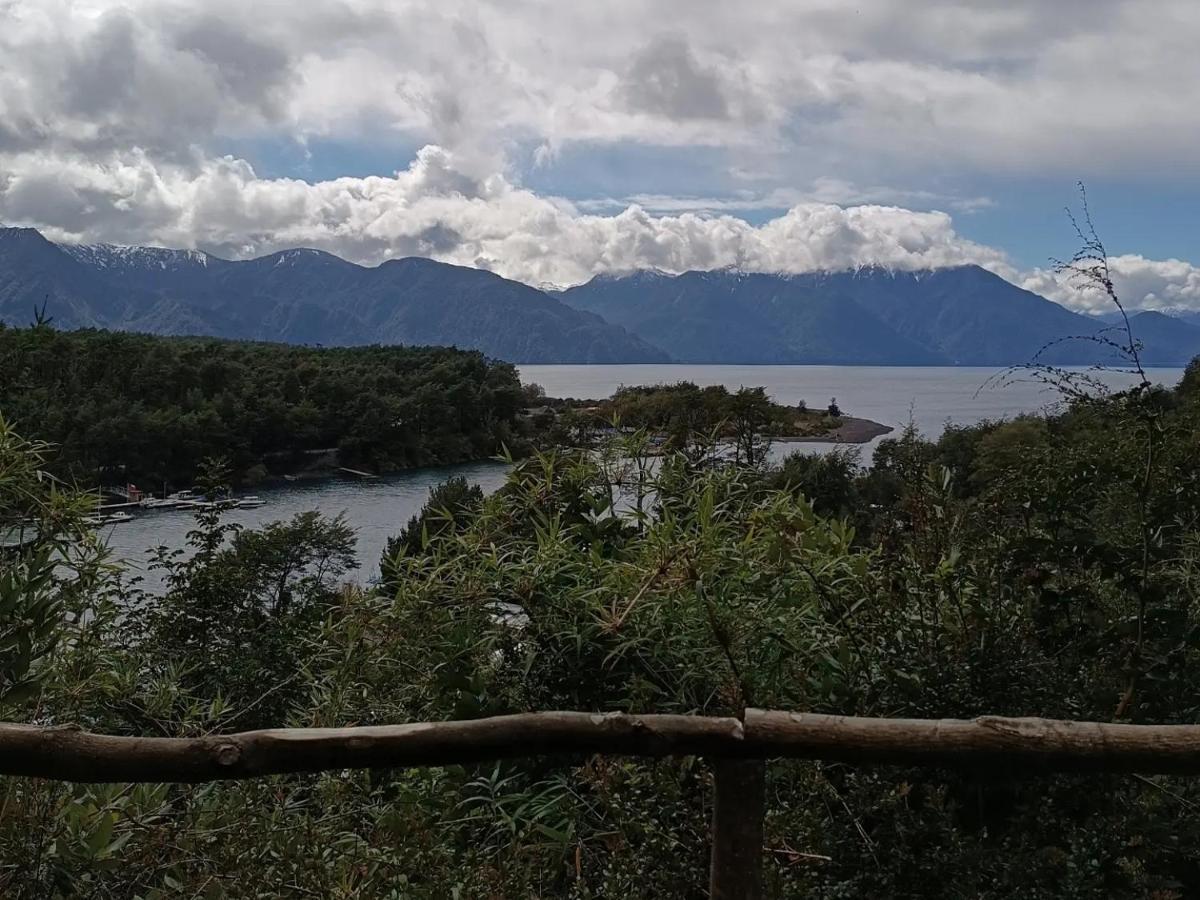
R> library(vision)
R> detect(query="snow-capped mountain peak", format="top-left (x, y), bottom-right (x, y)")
top-left (61, 242), bottom-right (211, 271)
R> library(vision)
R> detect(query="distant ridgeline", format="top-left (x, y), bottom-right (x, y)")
top-left (5, 226), bottom-right (1200, 366)
top-left (0, 227), bottom-right (665, 364)
top-left (0, 325), bottom-right (526, 486)
top-left (556, 266), bottom-right (1200, 366)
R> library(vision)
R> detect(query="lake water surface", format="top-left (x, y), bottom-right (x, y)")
top-left (103, 364), bottom-right (1184, 586)
top-left (520, 364), bottom-right (1185, 448)
top-left (104, 460), bottom-right (512, 589)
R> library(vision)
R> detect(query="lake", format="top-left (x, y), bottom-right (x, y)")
top-left (103, 460), bottom-right (513, 590)
top-left (520, 364), bottom-right (1185, 451)
top-left (102, 364), bottom-right (1184, 586)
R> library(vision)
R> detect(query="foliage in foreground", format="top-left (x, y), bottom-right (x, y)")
top-left (3, 358), bottom-right (1200, 896)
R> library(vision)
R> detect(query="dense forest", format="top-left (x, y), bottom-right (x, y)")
top-left (4, 344), bottom-right (1200, 896)
top-left (0, 324), bottom-right (527, 487)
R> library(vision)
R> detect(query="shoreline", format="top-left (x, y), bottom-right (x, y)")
top-left (770, 416), bottom-right (893, 444)
top-left (255, 452), bottom-right (514, 488)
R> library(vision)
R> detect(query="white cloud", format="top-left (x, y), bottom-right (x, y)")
top-left (0, 144), bottom-right (1013, 287)
top-left (575, 180), bottom-right (995, 215)
top-left (9, 140), bottom-right (1200, 311)
top-left (2, 0), bottom-right (1199, 302)
top-left (4, 0), bottom-right (1200, 177)
top-left (0, 2), bottom-right (298, 155)
top-left (1023, 255), bottom-right (1200, 315)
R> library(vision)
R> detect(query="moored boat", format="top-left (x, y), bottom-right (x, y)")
top-left (84, 511), bottom-right (135, 527)
top-left (141, 489), bottom-right (202, 509)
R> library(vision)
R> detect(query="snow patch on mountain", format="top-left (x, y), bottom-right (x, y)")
top-left (62, 243), bottom-right (210, 271)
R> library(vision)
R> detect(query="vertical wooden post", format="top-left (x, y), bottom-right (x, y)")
top-left (709, 758), bottom-right (766, 900)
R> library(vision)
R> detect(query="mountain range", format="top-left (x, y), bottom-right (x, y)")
top-left (557, 266), bottom-right (1200, 366)
top-left (0, 228), bottom-right (665, 364)
top-left (2, 226), bottom-right (1199, 367)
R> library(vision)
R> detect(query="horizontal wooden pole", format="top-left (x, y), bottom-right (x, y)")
top-left (741, 711), bottom-right (1200, 774)
top-left (0, 713), bottom-right (744, 783)
top-left (4, 710), bottom-right (1200, 783)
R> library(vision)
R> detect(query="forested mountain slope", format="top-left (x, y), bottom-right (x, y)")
top-left (559, 265), bottom-right (1200, 365)
top-left (0, 228), bottom-right (667, 363)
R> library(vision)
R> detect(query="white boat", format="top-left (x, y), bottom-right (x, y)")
top-left (179, 499), bottom-right (236, 511)
top-left (236, 496), bottom-right (266, 509)
top-left (84, 511), bottom-right (135, 527)
top-left (141, 490), bottom-right (200, 509)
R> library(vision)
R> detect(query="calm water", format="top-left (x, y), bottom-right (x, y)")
top-left (102, 365), bottom-right (1184, 586)
top-left (103, 460), bottom-right (511, 589)
top-left (520, 364), bottom-right (1186, 455)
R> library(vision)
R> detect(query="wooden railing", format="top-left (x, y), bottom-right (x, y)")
top-left (5, 710), bottom-right (1200, 899)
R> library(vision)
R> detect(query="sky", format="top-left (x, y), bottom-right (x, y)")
top-left (2, 0), bottom-right (1199, 312)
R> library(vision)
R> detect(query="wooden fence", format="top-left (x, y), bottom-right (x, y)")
top-left (5, 709), bottom-right (1200, 899)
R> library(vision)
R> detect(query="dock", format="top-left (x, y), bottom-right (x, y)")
top-left (337, 467), bottom-right (378, 479)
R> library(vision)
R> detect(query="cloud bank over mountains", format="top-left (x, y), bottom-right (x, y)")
top-left (0, 144), bottom-right (1014, 288)
top-left (1024, 256), bottom-right (1200, 317)
top-left (2, 0), bottom-right (1200, 310)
